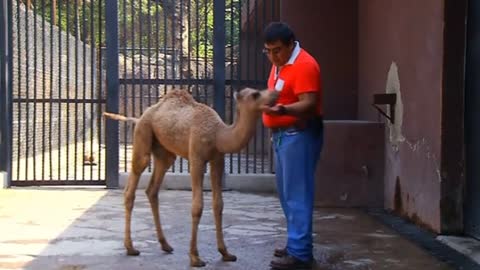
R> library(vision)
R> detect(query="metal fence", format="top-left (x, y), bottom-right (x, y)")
top-left (7, 0), bottom-right (105, 185)
top-left (1, 0), bottom-right (279, 187)
top-left (115, 0), bottom-right (279, 176)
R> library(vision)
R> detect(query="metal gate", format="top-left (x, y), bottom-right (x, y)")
top-left (5, 0), bottom-right (107, 186)
top-left (1, 0), bottom-right (279, 187)
top-left (465, 0), bottom-right (480, 240)
top-left (111, 0), bottom-right (279, 177)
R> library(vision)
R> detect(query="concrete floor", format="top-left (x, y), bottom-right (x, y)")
top-left (0, 188), bottom-right (452, 270)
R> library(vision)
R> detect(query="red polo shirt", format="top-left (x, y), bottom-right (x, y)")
top-left (262, 46), bottom-right (322, 128)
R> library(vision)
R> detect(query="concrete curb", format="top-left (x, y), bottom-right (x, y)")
top-left (119, 172), bottom-right (277, 193)
top-left (0, 172), bottom-right (7, 189)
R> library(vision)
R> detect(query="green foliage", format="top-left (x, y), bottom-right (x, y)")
top-left (29, 0), bottom-right (241, 57)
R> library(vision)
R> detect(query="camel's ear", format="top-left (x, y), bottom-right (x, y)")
top-left (233, 91), bottom-right (242, 101)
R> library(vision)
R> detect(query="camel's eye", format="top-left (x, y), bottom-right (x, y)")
top-left (251, 92), bottom-right (260, 100)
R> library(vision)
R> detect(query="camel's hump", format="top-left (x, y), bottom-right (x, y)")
top-left (163, 89), bottom-right (196, 104)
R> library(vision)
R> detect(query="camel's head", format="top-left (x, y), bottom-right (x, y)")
top-left (234, 88), bottom-right (279, 113)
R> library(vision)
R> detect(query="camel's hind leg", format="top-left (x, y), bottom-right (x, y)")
top-left (210, 154), bottom-right (236, 262)
top-left (124, 121), bottom-right (152, 256)
top-left (146, 142), bottom-right (176, 253)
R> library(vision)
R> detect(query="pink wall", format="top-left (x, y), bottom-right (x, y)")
top-left (357, 0), bottom-right (444, 232)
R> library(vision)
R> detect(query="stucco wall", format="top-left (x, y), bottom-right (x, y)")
top-left (357, 0), bottom-right (444, 232)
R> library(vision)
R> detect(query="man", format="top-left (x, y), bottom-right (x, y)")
top-left (261, 22), bottom-right (324, 269)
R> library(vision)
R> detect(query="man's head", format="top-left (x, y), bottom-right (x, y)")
top-left (263, 22), bottom-right (296, 67)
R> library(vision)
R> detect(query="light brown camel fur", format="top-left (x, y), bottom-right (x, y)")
top-left (103, 87), bottom-right (278, 267)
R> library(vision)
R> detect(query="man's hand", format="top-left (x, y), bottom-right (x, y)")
top-left (261, 104), bottom-right (286, 115)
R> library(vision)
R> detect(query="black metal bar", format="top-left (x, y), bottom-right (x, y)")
top-left (119, 78), bottom-right (265, 86)
top-left (57, 0), bottom-right (62, 180)
top-left (187, 0), bottom-right (191, 86)
top-left (13, 98), bottom-right (107, 104)
top-left (0, 0), bottom-right (8, 178)
top-left (261, 0), bottom-right (267, 173)
top-left (203, 0), bottom-right (207, 105)
top-left (139, 0), bottom-right (143, 117)
top-left (237, 0), bottom-right (242, 174)
top-left (163, 2), bottom-right (167, 97)
top-left (15, 0), bottom-right (20, 181)
top-left (245, 0), bottom-right (250, 173)
top-left (122, 0), bottom-right (127, 172)
top-left (130, 0), bottom-right (135, 135)
top-left (195, 0), bottom-right (199, 100)
top-left (187, 0), bottom-right (191, 173)
top-left (105, 0), bottom-right (119, 188)
top-left (179, 0), bottom-right (183, 85)
top-left (178, 0), bottom-right (184, 173)
top-left (253, 0), bottom-right (258, 173)
top-left (41, 0), bottom-right (46, 180)
top-left (11, 180), bottom-right (106, 186)
top-left (49, 0), bottom-right (54, 180)
top-left (89, 0), bottom-right (95, 180)
top-left (66, 0), bottom-right (71, 180)
top-left (97, 0), bottom-right (102, 181)
top-left (25, 0), bottom-right (30, 179)
top-left (74, 0), bottom-right (79, 181)
top-left (6, 0), bottom-right (12, 184)
top-left (147, 0), bottom-right (152, 173)
top-left (214, 0), bottom-right (225, 182)
top-left (171, 0), bottom-right (176, 85)
top-left (171, 0), bottom-right (176, 173)
top-left (147, 0), bottom-right (152, 105)
top-left (33, 0), bottom-right (38, 181)
top-left (155, 1), bottom-right (159, 101)
top-left (82, 0), bottom-right (87, 181)
top-left (229, 0), bottom-right (234, 173)
top-left (0, 0), bottom-right (5, 173)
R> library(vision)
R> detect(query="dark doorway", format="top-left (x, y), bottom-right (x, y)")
top-left (464, 0), bottom-right (480, 240)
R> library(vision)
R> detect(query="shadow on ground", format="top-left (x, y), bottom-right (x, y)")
top-left (0, 188), bottom-right (452, 270)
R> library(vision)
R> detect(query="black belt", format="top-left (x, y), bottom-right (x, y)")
top-left (271, 116), bottom-right (323, 134)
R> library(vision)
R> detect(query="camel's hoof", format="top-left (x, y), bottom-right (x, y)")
top-left (126, 248), bottom-right (140, 256)
top-left (161, 243), bottom-right (174, 253)
top-left (222, 253), bottom-right (237, 262)
top-left (190, 257), bottom-right (206, 267)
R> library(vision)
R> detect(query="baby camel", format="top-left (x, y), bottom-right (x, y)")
top-left (103, 88), bottom-right (278, 267)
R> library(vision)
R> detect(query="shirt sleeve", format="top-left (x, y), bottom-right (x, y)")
top-left (293, 62), bottom-right (321, 96)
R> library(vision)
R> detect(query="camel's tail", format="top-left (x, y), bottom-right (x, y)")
top-left (103, 112), bottom-right (139, 124)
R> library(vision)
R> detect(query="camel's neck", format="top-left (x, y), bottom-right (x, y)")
top-left (216, 108), bottom-right (260, 153)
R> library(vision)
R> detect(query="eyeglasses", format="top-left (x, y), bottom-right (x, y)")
top-left (262, 46), bottom-right (283, 55)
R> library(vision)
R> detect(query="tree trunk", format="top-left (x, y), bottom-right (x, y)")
top-left (52, 0), bottom-right (57, 25)
top-left (159, 0), bottom-right (192, 86)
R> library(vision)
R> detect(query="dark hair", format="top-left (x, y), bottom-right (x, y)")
top-left (263, 22), bottom-right (296, 45)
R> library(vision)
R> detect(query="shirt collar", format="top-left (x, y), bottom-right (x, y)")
top-left (274, 41), bottom-right (301, 79)
top-left (286, 41), bottom-right (301, 65)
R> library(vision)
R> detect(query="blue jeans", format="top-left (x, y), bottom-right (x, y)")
top-left (272, 126), bottom-right (323, 262)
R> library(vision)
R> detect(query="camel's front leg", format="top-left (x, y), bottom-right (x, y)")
top-left (189, 158), bottom-right (206, 267)
top-left (210, 155), bottom-right (236, 262)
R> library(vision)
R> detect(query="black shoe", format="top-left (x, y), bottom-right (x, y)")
top-left (273, 247), bottom-right (287, 257)
top-left (270, 254), bottom-right (313, 270)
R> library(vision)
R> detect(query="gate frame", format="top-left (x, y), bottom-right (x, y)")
top-left (0, 0), bottom-right (12, 188)
top-left (106, 0), bottom-right (228, 187)
top-left (105, 0), bottom-right (120, 188)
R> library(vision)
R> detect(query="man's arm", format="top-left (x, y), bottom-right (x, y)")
top-left (262, 92), bottom-right (317, 118)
